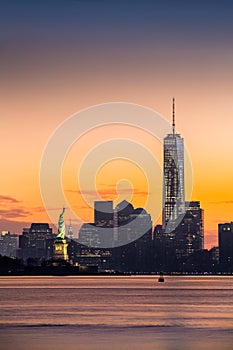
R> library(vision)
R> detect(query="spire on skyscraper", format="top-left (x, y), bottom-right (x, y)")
top-left (172, 97), bottom-right (175, 135)
top-left (67, 218), bottom-right (73, 239)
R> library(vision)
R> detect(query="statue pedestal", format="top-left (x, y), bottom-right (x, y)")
top-left (53, 239), bottom-right (68, 262)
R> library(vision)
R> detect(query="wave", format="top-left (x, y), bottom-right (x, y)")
top-left (2, 323), bottom-right (232, 342)
top-left (0, 323), bottom-right (185, 329)
top-left (0, 323), bottom-right (232, 332)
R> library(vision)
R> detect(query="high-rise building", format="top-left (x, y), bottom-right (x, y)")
top-left (218, 222), bottom-right (233, 270)
top-left (67, 219), bottom-right (73, 240)
top-left (93, 201), bottom-right (114, 247)
top-left (0, 231), bottom-right (18, 258)
top-left (162, 98), bottom-right (185, 236)
top-left (94, 201), bottom-right (113, 227)
top-left (185, 201), bottom-right (204, 252)
top-left (78, 200), bottom-right (152, 249)
top-left (78, 223), bottom-right (101, 247)
top-left (153, 225), bottom-right (163, 242)
top-left (19, 223), bottom-right (54, 261)
top-left (115, 201), bottom-right (152, 246)
top-left (175, 201), bottom-right (204, 255)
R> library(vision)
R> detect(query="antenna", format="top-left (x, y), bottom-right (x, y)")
top-left (172, 97), bottom-right (175, 135)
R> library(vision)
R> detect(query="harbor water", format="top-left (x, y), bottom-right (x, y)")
top-left (0, 276), bottom-right (233, 350)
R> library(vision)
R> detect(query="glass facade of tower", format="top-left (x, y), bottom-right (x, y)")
top-left (162, 133), bottom-right (185, 233)
top-left (175, 201), bottom-right (204, 255)
top-left (185, 201), bottom-right (204, 252)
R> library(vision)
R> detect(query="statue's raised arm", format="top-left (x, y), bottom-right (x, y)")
top-left (56, 208), bottom-right (66, 239)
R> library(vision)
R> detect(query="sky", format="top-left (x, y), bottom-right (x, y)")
top-left (1, 0), bottom-right (233, 248)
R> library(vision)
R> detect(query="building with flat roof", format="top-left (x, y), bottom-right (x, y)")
top-left (218, 222), bottom-right (233, 270)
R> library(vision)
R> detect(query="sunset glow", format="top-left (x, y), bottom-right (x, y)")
top-left (1, 0), bottom-right (233, 249)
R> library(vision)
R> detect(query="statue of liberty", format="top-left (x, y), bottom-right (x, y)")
top-left (56, 208), bottom-right (66, 239)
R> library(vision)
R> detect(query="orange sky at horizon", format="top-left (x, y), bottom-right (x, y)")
top-left (1, 91), bottom-right (233, 250)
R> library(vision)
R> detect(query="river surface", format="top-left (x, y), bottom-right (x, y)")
top-left (0, 276), bottom-right (233, 350)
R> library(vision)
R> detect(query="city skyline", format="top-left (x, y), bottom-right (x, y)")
top-left (1, 197), bottom-right (228, 274)
top-left (1, 0), bottom-right (233, 249)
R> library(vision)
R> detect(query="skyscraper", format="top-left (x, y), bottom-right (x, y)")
top-left (19, 223), bottom-right (54, 261)
top-left (162, 98), bottom-right (185, 235)
top-left (175, 201), bottom-right (204, 255)
top-left (185, 201), bottom-right (204, 252)
top-left (0, 231), bottom-right (18, 258)
top-left (67, 219), bottom-right (73, 240)
top-left (115, 201), bottom-right (152, 246)
top-left (93, 201), bottom-right (114, 247)
top-left (94, 201), bottom-right (113, 227)
top-left (218, 222), bottom-right (233, 270)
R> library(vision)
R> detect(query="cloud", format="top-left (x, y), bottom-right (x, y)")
top-left (0, 195), bottom-right (20, 203)
top-left (66, 188), bottom-right (149, 197)
top-left (0, 200), bottom-right (82, 235)
top-left (71, 204), bottom-right (92, 210)
top-left (0, 208), bottom-right (31, 219)
top-left (32, 206), bottom-right (64, 213)
top-left (207, 200), bottom-right (233, 205)
top-left (0, 202), bottom-right (68, 219)
top-left (32, 206), bottom-right (45, 212)
top-left (66, 189), bottom-right (97, 197)
top-left (0, 194), bottom-right (31, 220)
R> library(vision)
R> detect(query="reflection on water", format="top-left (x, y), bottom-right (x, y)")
top-left (0, 276), bottom-right (233, 350)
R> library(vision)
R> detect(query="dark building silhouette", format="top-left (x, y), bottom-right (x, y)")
top-left (185, 201), bottom-right (204, 252)
top-left (112, 201), bottom-right (153, 272)
top-left (0, 231), bottom-right (18, 258)
top-left (94, 201), bottom-right (113, 227)
top-left (76, 200), bottom-right (153, 271)
top-left (78, 222), bottom-right (113, 248)
top-left (218, 222), bottom-right (233, 271)
top-left (113, 229), bottom-right (153, 273)
top-left (209, 246), bottom-right (219, 265)
top-left (175, 201), bottom-right (204, 256)
top-left (153, 225), bottom-right (163, 241)
top-left (92, 201), bottom-right (114, 247)
top-left (115, 201), bottom-right (152, 247)
top-left (79, 200), bottom-right (152, 250)
top-left (19, 223), bottom-right (54, 262)
top-left (183, 249), bottom-right (212, 273)
top-left (78, 223), bottom-right (101, 247)
top-left (68, 239), bottom-right (112, 272)
top-left (115, 200), bottom-right (134, 245)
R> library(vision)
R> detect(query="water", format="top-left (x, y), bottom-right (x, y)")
top-left (0, 276), bottom-right (233, 350)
